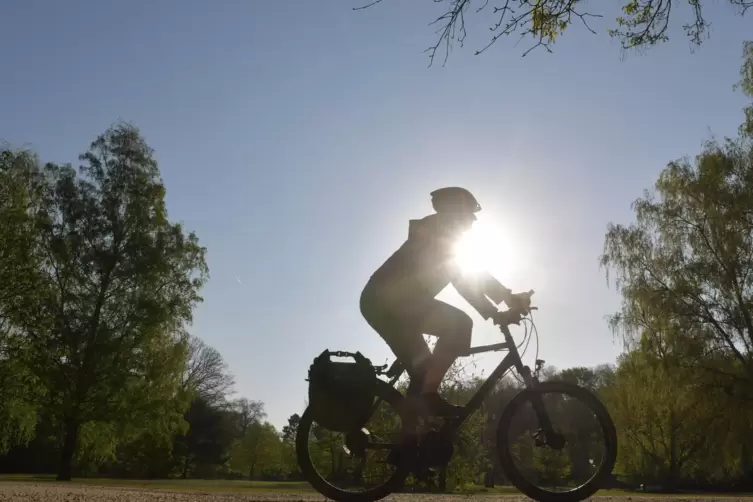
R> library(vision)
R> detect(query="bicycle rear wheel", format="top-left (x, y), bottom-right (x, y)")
top-left (496, 380), bottom-right (617, 502)
top-left (296, 379), bottom-right (411, 502)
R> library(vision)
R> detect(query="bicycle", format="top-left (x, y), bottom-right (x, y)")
top-left (296, 290), bottom-right (617, 502)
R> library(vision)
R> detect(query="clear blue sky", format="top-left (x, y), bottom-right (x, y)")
top-left (1, 1), bottom-right (750, 429)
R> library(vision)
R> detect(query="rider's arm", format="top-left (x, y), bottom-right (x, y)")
top-left (476, 270), bottom-right (513, 306)
top-left (451, 266), bottom-right (518, 319)
top-left (452, 272), bottom-right (500, 320)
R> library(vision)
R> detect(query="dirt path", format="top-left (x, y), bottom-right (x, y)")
top-left (0, 483), bottom-right (747, 502)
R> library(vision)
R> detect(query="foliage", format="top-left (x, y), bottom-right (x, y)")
top-left (602, 125), bottom-right (753, 397)
top-left (0, 149), bottom-right (45, 453)
top-left (0, 123), bottom-right (208, 480)
top-left (738, 41), bottom-right (753, 138)
top-left (230, 421), bottom-right (284, 478)
top-left (358, 0), bottom-right (753, 64)
top-left (600, 42), bottom-right (753, 488)
top-left (230, 398), bottom-right (267, 436)
top-left (173, 398), bottom-right (237, 478)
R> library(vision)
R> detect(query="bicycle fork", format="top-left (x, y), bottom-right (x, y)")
top-left (520, 362), bottom-right (565, 450)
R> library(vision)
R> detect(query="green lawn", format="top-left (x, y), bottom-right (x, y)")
top-left (0, 475), bottom-right (313, 493)
top-left (1, 475), bottom-right (753, 498)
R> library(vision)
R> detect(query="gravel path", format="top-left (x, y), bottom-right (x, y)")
top-left (0, 483), bottom-right (748, 502)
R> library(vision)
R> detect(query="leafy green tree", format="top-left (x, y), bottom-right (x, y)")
top-left (556, 365), bottom-right (616, 394)
top-left (533, 445), bottom-right (572, 487)
top-left (281, 414), bottom-right (300, 443)
top-left (602, 44), bottom-right (753, 400)
top-left (0, 149), bottom-right (46, 453)
top-left (280, 413), bottom-right (301, 478)
top-left (480, 376), bottom-right (522, 487)
top-left (173, 398), bottom-right (237, 478)
top-left (607, 337), bottom-right (726, 486)
top-left (230, 421), bottom-right (283, 479)
top-left (601, 44), bottom-right (753, 489)
top-left (3, 123), bottom-right (208, 480)
top-left (441, 376), bottom-right (489, 491)
top-left (358, 1), bottom-right (753, 64)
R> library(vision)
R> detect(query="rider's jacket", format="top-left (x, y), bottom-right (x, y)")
top-left (363, 214), bottom-right (504, 319)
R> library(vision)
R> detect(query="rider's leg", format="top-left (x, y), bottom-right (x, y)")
top-left (360, 291), bottom-right (433, 392)
top-left (419, 300), bottom-right (473, 394)
top-left (360, 291), bottom-right (470, 416)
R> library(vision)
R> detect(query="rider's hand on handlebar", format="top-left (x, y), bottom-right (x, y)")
top-left (491, 310), bottom-right (520, 326)
top-left (506, 291), bottom-right (533, 312)
top-left (491, 290), bottom-right (535, 326)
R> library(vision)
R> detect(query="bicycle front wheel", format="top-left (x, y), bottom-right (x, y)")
top-left (496, 380), bottom-right (617, 502)
top-left (296, 379), bottom-right (411, 502)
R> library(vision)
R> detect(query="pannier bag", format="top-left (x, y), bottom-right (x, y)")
top-left (307, 350), bottom-right (377, 432)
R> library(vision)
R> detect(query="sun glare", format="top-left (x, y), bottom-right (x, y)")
top-left (452, 219), bottom-right (518, 278)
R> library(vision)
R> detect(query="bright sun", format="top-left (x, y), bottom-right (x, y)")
top-left (452, 219), bottom-right (517, 277)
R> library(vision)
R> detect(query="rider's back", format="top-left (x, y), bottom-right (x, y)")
top-left (364, 213), bottom-right (459, 306)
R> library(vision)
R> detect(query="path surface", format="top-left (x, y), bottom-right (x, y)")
top-left (0, 483), bottom-right (746, 502)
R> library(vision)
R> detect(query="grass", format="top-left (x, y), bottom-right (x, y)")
top-left (474, 485), bottom-right (753, 498)
top-left (0, 475), bottom-right (313, 493)
top-left (2, 474), bottom-right (753, 498)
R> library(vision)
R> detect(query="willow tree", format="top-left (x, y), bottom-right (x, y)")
top-left (601, 43), bottom-right (753, 484)
top-left (602, 42), bottom-right (753, 392)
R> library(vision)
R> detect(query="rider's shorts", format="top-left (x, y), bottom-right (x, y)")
top-left (360, 284), bottom-right (472, 377)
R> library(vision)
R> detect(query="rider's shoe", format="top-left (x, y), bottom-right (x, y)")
top-left (408, 392), bottom-right (463, 417)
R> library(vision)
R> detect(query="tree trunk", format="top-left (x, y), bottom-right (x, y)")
top-left (668, 410), bottom-right (678, 489)
top-left (56, 418), bottom-right (80, 481)
top-left (181, 456), bottom-right (190, 479)
top-left (484, 469), bottom-right (494, 488)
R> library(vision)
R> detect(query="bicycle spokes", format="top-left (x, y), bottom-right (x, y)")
top-left (505, 389), bottom-right (608, 493)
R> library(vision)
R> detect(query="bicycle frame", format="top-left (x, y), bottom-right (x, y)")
top-left (378, 321), bottom-right (546, 433)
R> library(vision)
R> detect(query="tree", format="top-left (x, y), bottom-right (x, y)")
top-left (737, 41), bottom-right (753, 138)
top-left (441, 377), bottom-right (489, 491)
top-left (556, 365), bottom-right (616, 394)
top-left (183, 335), bottom-right (235, 405)
top-left (280, 413), bottom-right (301, 478)
top-left (357, 0), bottom-right (753, 65)
top-left (3, 123), bottom-right (208, 480)
top-left (281, 414), bottom-right (300, 443)
top-left (0, 149), bottom-right (44, 327)
top-left (601, 44), bottom-right (753, 399)
top-left (0, 149), bottom-right (43, 453)
top-left (229, 398), bottom-right (266, 437)
top-left (600, 43), bottom-right (753, 488)
top-left (230, 421), bottom-right (283, 479)
top-left (607, 338), bottom-right (727, 487)
top-left (173, 398), bottom-right (237, 478)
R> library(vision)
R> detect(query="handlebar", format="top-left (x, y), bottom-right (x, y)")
top-left (493, 289), bottom-right (537, 327)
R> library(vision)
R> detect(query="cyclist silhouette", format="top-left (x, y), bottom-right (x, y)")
top-left (360, 187), bottom-right (530, 416)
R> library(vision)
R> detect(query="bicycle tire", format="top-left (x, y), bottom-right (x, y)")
top-left (496, 380), bottom-right (617, 502)
top-left (296, 379), bottom-right (411, 502)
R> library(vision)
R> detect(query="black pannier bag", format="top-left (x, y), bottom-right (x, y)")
top-left (307, 350), bottom-right (377, 432)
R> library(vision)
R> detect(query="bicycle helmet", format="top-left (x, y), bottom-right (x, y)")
top-left (430, 187), bottom-right (481, 214)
